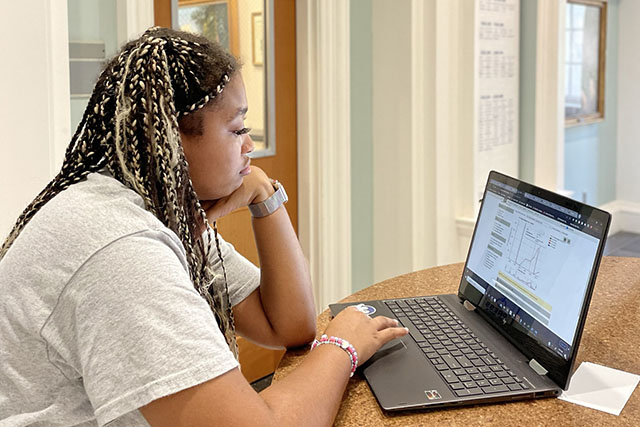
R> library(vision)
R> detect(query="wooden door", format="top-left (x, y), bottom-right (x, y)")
top-left (154, 1), bottom-right (297, 383)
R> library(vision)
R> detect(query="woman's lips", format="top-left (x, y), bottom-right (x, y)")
top-left (240, 161), bottom-right (251, 176)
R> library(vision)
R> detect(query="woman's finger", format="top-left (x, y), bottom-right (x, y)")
top-left (372, 315), bottom-right (401, 330)
top-left (376, 325), bottom-right (410, 344)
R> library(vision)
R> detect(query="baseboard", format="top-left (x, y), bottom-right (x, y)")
top-left (598, 200), bottom-right (640, 235)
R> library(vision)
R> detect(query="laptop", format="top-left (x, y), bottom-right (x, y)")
top-left (330, 170), bottom-right (611, 411)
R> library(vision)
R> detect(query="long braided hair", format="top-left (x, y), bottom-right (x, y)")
top-left (0, 27), bottom-right (240, 356)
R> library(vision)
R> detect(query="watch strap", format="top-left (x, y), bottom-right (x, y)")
top-left (248, 180), bottom-right (288, 217)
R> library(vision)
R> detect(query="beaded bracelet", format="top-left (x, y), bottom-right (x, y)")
top-left (311, 334), bottom-right (359, 377)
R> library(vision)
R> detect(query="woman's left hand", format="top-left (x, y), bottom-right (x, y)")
top-left (202, 166), bottom-right (274, 222)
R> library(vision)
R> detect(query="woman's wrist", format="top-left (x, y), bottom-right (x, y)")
top-left (251, 177), bottom-right (276, 204)
top-left (311, 335), bottom-right (359, 377)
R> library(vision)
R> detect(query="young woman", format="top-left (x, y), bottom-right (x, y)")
top-left (0, 28), bottom-right (407, 426)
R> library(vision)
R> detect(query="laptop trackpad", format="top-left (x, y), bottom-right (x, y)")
top-left (370, 338), bottom-right (407, 361)
top-left (362, 337), bottom-right (450, 410)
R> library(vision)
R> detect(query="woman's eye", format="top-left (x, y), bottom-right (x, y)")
top-left (234, 127), bottom-right (251, 136)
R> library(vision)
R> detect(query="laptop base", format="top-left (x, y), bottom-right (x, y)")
top-left (331, 294), bottom-right (561, 411)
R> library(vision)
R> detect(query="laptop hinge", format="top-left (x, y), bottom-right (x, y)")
top-left (529, 358), bottom-right (548, 376)
top-left (463, 300), bottom-right (476, 311)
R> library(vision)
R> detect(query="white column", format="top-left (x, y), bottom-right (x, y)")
top-left (434, 0), bottom-right (476, 265)
top-left (371, 0), bottom-right (476, 279)
top-left (371, 0), bottom-right (413, 283)
top-left (296, 0), bottom-right (352, 313)
top-left (410, 0), bottom-right (437, 271)
top-left (534, 0), bottom-right (566, 192)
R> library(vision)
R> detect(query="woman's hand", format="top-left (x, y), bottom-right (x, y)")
top-left (202, 166), bottom-right (274, 222)
top-left (323, 307), bottom-right (409, 366)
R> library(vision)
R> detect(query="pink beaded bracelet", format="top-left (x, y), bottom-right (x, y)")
top-left (311, 334), bottom-right (359, 377)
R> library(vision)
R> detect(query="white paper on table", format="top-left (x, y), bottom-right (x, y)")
top-left (559, 361), bottom-right (640, 416)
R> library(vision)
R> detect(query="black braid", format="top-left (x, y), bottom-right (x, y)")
top-left (1, 27), bottom-right (240, 356)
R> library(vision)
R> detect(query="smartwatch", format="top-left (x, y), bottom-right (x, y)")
top-left (248, 180), bottom-right (288, 218)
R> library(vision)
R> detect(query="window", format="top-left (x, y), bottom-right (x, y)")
top-left (564, 0), bottom-right (607, 126)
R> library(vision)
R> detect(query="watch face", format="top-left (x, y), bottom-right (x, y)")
top-left (278, 184), bottom-right (288, 203)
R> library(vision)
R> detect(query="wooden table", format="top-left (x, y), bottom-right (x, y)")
top-left (273, 257), bottom-right (640, 426)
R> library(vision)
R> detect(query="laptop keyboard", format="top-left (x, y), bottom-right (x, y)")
top-left (384, 296), bottom-right (529, 397)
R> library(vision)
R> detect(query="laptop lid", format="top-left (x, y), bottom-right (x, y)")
top-left (457, 171), bottom-right (611, 389)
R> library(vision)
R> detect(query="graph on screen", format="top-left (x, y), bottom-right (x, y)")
top-left (504, 220), bottom-right (544, 291)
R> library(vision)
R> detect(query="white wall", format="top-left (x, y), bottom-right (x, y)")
top-left (297, 0), bottom-right (352, 311)
top-left (0, 1), bottom-right (70, 238)
top-left (617, 0), bottom-right (640, 204)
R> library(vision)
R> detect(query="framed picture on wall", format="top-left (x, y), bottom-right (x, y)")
top-left (178, 0), bottom-right (239, 57)
top-left (565, 0), bottom-right (607, 126)
top-left (251, 12), bottom-right (264, 66)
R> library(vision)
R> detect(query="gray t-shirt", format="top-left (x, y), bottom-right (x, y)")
top-left (0, 171), bottom-right (260, 426)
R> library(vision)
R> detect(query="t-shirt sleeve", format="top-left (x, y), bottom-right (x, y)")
top-left (204, 226), bottom-right (260, 307)
top-left (41, 229), bottom-right (239, 426)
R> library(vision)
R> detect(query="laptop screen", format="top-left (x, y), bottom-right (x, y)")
top-left (458, 171), bottom-right (610, 388)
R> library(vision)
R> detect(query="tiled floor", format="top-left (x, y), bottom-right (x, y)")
top-left (603, 232), bottom-right (640, 257)
top-left (249, 231), bottom-right (639, 393)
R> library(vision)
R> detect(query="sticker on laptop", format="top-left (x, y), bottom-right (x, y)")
top-left (425, 390), bottom-right (442, 400)
top-left (353, 303), bottom-right (376, 316)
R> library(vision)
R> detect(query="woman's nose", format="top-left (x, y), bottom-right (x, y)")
top-left (242, 133), bottom-right (255, 154)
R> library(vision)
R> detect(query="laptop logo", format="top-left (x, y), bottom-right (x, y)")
top-left (425, 390), bottom-right (442, 400)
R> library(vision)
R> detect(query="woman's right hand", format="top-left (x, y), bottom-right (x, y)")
top-left (141, 303), bottom-right (409, 427)
top-left (322, 306), bottom-right (409, 366)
